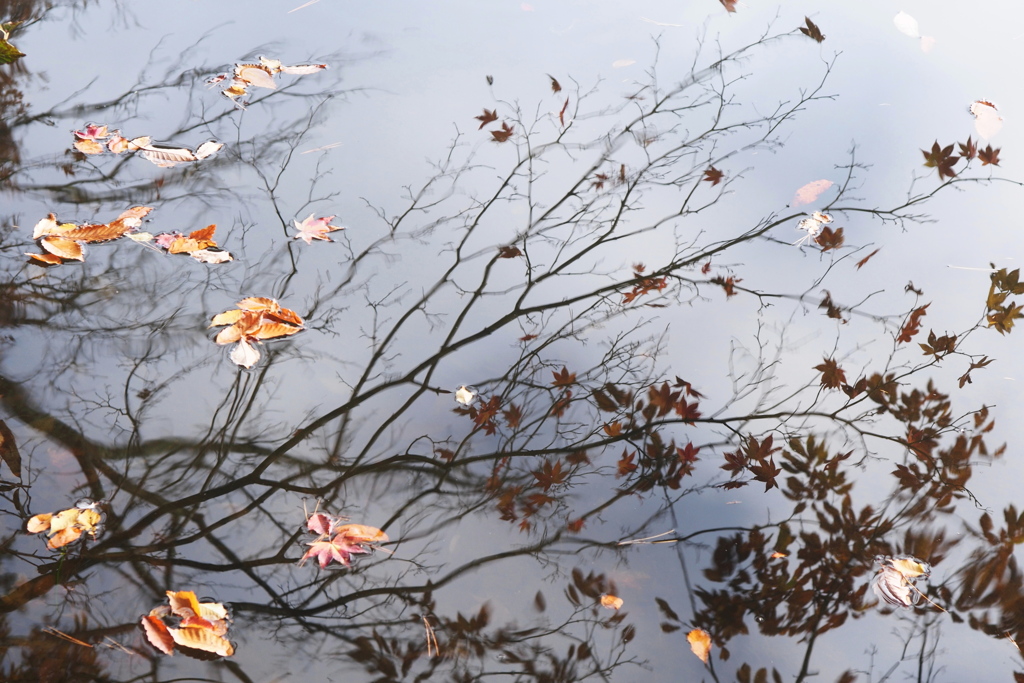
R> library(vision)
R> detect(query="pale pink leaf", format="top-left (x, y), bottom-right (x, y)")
top-left (791, 179), bottom-right (833, 207)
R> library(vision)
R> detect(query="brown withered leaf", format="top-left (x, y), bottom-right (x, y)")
top-left (978, 144), bottom-right (1001, 166)
top-left (814, 356), bottom-right (847, 389)
top-left (559, 97), bottom-right (569, 127)
top-left (498, 245), bottom-right (522, 258)
top-left (897, 303), bottom-right (930, 343)
top-left (687, 628), bottom-right (712, 663)
top-left (548, 75), bottom-right (561, 93)
top-left (855, 248), bottom-right (880, 270)
top-left (491, 122), bottom-right (514, 142)
top-left (475, 108), bottom-right (498, 129)
top-left (0, 420), bottom-right (21, 478)
top-left (703, 166), bottom-right (724, 185)
top-left (799, 17), bottom-right (825, 42)
top-left (814, 226), bottom-right (844, 251)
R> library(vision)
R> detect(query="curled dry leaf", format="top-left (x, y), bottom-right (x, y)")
top-left (141, 615), bottom-right (175, 655)
top-left (687, 628), bottom-right (712, 663)
top-left (136, 140), bottom-right (223, 168)
top-left (212, 57), bottom-right (328, 107)
top-left (600, 594), bottom-right (624, 610)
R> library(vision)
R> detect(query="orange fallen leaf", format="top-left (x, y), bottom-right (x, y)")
top-left (40, 235), bottom-right (84, 261)
top-left (141, 615), bottom-right (175, 655)
top-left (600, 594), bottom-right (624, 610)
top-left (687, 628), bottom-right (711, 663)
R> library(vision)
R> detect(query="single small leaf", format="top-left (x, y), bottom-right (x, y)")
top-left (491, 122), bottom-right (514, 143)
top-left (475, 108), bottom-right (499, 129)
top-left (74, 139), bottom-right (105, 155)
top-left (687, 628), bottom-right (712, 663)
top-left (0, 21), bottom-right (25, 64)
top-left (40, 235), bottom-right (84, 261)
top-left (719, 0), bottom-right (737, 13)
top-left (548, 74), bottom-right (561, 93)
top-left (230, 339), bottom-right (261, 368)
top-left (798, 17), bottom-right (825, 43)
top-left (0, 420), bottom-right (21, 478)
top-left (970, 100), bottom-right (1002, 140)
top-left (978, 144), bottom-right (1001, 166)
top-left (141, 615), bottom-right (176, 655)
top-left (293, 213), bottom-right (344, 244)
top-left (855, 248), bottom-right (880, 270)
top-left (236, 64), bottom-right (277, 89)
top-left (279, 62), bottom-right (328, 75)
top-left (703, 167), bottom-right (724, 186)
top-left (893, 11), bottom-right (920, 38)
top-left (600, 594), bottom-right (624, 610)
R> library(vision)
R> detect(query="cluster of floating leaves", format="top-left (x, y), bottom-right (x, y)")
top-left (871, 555), bottom-right (931, 608)
top-left (300, 507), bottom-right (388, 569)
top-left (26, 499), bottom-right (104, 549)
top-left (147, 224), bottom-right (233, 263)
top-left (27, 206), bottom-right (153, 265)
top-left (210, 297), bottom-right (305, 368)
top-left (207, 56), bottom-right (327, 108)
top-left (141, 590), bottom-right (234, 659)
top-left (72, 123), bottom-right (223, 168)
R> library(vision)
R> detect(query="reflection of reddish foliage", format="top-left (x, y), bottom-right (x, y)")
top-left (711, 275), bottom-right (742, 298)
top-left (623, 263), bottom-right (668, 304)
top-left (898, 304), bottom-right (930, 343)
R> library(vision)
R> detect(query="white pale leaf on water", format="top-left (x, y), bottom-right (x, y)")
top-left (230, 339), bottom-right (261, 368)
top-left (611, 59), bottom-right (636, 68)
top-left (455, 385), bottom-right (477, 405)
top-left (971, 100), bottom-right (1003, 140)
top-left (893, 11), bottom-right (920, 38)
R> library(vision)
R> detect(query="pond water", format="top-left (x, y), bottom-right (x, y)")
top-left (3, 1), bottom-right (1024, 681)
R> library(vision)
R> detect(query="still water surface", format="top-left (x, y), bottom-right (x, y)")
top-left (3, 1), bottom-right (1024, 681)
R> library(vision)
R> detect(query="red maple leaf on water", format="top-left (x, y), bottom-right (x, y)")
top-left (491, 122), bottom-right (514, 143)
top-left (978, 144), bottom-right (1001, 166)
top-left (302, 536), bottom-right (369, 568)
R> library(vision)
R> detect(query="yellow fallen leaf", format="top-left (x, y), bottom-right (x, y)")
top-left (687, 628), bottom-right (712, 663)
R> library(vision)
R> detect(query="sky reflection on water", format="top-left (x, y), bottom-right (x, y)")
top-left (3, 1), bottom-right (1024, 681)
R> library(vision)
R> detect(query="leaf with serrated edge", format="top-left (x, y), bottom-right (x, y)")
top-left (169, 626), bottom-right (234, 657)
top-left (141, 615), bottom-right (175, 655)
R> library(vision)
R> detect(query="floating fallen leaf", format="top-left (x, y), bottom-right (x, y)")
top-left (28, 207), bottom-right (153, 265)
top-left (211, 57), bottom-right (328, 107)
top-left (0, 420), bottom-right (21, 478)
top-left (142, 590), bottom-right (233, 659)
top-left (600, 594), bottom-right (624, 610)
top-left (74, 139), bottom-right (105, 155)
top-left (793, 210), bottom-right (832, 247)
top-left (190, 248), bottom-right (233, 264)
top-left (871, 554), bottom-right (930, 608)
top-left (40, 235), bottom-right (84, 261)
top-left (687, 628), bottom-right (712, 663)
top-left (893, 11), bottom-right (919, 37)
top-left (136, 140), bottom-right (223, 168)
top-left (548, 74), bottom-right (561, 93)
top-left (791, 179), bottom-right (833, 207)
top-left (455, 385), bottom-right (477, 405)
top-left (703, 167), bottom-right (724, 186)
top-left (893, 12), bottom-right (935, 52)
top-left (0, 21), bottom-right (25, 64)
top-left (611, 59), bottom-right (636, 68)
top-left (210, 298), bottom-right (305, 368)
top-left (26, 499), bottom-right (104, 549)
top-left (293, 213), bottom-right (344, 245)
top-left (798, 16), bottom-right (824, 43)
top-left (970, 100), bottom-right (1002, 140)
top-left (299, 509), bottom-right (388, 568)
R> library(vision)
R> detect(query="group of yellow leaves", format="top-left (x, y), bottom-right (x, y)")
top-left (141, 590), bottom-right (234, 659)
top-left (26, 500), bottom-right (103, 549)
